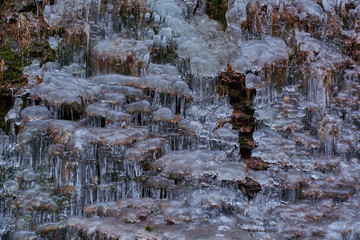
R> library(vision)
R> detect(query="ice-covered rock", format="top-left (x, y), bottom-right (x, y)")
top-left (233, 37), bottom-right (289, 73)
top-left (124, 138), bottom-right (165, 162)
top-left (32, 72), bottom-right (96, 107)
top-left (68, 127), bottom-right (150, 151)
top-left (152, 150), bottom-right (246, 181)
top-left (152, 108), bottom-right (179, 122)
top-left (92, 38), bottom-right (149, 76)
top-left (21, 106), bottom-right (50, 122)
top-left (86, 103), bottom-right (132, 125)
top-left (296, 31), bottom-right (351, 107)
top-left (125, 100), bottom-right (151, 114)
top-left (92, 64), bottom-right (192, 99)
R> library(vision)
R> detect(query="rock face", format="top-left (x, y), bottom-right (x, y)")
top-left (0, 0), bottom-right (55, 95)
top-left (1, 0), bottom-right (360, 239)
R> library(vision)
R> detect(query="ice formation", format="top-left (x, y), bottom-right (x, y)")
top-left (1, 0), bottom-right (360, 239)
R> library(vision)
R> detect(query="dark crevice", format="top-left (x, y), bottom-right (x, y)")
top-left (216, 68), bottom-right (269, 200)
top-left (205, 0), bottom-right (228, 29)
top-left (216, 69), bottom-right (256, 159)
top-left (0, 95), bottom-right (13, 133)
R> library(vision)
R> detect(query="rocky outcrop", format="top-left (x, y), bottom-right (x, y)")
top-left (1, 0), bottom-right (360, 239)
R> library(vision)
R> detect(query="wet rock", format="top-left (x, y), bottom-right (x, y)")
top-left (238, 177), bottom-right (262, 200)
top-left (245, 157), bottom-right (270, 171)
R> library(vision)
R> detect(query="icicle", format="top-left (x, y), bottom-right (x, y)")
top-left (322, 14), bottom-right (328, 41)
top-left (34, 0), bottom-right (40, 16)
top-left (85, 0), bottom-right (92, 22)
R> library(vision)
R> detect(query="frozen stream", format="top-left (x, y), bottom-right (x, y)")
top-left (1, 0), bottom-right (360, 239)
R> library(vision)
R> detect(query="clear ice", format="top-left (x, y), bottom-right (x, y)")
top-left (1, 0), bottom-right (360, 239)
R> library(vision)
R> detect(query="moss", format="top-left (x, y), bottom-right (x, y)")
top-left (298, 190), bottom-right (307, 200)
top-left (229, 89), bottom-right (240, 98)
top-left (240, 137), bottom-right (249, 146)
top-left (145, 226), bottom-right (153, 232)
top-left (26, 41), bottom-right (57, 64)
top-left (232, 99), bottom-right (246, 110)
top-left (0, 44), bottom-right (23, 83)
top-left (206, 0), bottom-right (228, 29)
top-left (0, 40), bottom-right (57, 96)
